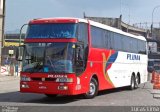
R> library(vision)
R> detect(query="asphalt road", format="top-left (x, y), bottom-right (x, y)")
top-left (0, 76), bottom-right (160, 112)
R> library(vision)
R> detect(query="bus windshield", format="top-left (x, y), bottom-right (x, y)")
top-left (26, 23), bottom-right (77, 38)
top-left (22, 43), bottom-right (75, 73)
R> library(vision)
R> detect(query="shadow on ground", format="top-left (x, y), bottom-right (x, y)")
top-left (0, 86), bottom-right (136, 105)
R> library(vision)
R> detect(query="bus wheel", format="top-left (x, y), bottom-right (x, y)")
top-left (45, 94), bottom-right (57, 98)
top-left (129, 75), bottom-right (135, 90)
top-left (84, 78), bottom-right (98, 99)
top-left (135, 75), bottom-right (140, 89)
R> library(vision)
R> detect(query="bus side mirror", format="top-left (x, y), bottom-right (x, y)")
top-left (75, 44), bottom-right (84, 67)
top-left (75, 44), bottom-right (84, 61)
top-left (16, 45), bottom-right (24, 61)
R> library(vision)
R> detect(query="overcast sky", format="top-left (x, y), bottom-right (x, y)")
top-left (5, 0), bottom-right (160, 32)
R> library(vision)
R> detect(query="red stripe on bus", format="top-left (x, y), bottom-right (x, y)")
top-left (25, 38), bottom-right (77, 43)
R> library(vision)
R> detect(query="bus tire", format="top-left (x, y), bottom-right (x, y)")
top-left (135, 75), bottom-right (140, 89)
top-left (45, 94), bottom-right (57, 98)
top-left (84, 78), bottom-right (98, 99)
top-left (129, 75), bottom-right (135, 90)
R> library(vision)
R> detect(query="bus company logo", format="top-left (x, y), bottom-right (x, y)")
top-left (48, 74), bottom-right (67, 78)
top-left (127, 54), bottom-right (140, 60)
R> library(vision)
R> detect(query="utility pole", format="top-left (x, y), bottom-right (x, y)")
top-left (0, 0), bottom-right (6, 74)
top-left (151, 5), bottom-right (160, 38)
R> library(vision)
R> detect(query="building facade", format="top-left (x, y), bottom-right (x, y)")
top-left (2, 34), bottom-right (25, 66)
top-left (0, 0), bottom-right (5, 66)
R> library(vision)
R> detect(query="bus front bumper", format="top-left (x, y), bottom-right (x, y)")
top-left (20, 81), bottom-right (83, 95)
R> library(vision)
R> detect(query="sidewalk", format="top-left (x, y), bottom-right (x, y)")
top-left (0, 75), bottom-right (19, 82)
top-left (0, 65), bottom-right (20, 82)
top-left (141, 80), bottom-right (160, 99)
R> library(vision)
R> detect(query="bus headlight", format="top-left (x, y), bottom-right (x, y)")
top-left (21, 84), bottom-right (29, 88)
top-left (21, 76), bottom-right (31, 81)
top-left (56, 77), bottom-right (73, 83)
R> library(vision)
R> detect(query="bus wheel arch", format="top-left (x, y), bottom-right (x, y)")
top-left (84, 74), bottom-right (99, 99)
top-left (92, 74), bottom-right (99, 84)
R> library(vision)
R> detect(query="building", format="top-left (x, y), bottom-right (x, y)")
top-left (1, 33), bottom-right (25, 66)
top-left (0, 0), bottom-right (5, 66)
top-left (84, 15), bottom-right (148, 37)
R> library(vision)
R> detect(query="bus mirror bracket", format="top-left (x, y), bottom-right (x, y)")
top-left (16, 45), bottom-right (25, 61)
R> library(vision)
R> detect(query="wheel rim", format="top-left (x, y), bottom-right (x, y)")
top-left (88, 81), bottom-right (96, 96)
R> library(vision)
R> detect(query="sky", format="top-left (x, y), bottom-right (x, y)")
top-left (5, 0), bottom-right (160, 32)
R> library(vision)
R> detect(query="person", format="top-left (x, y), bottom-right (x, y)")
top-left (15, 63), bottom-right (19, 76)
top-left (4, 57), bottom-right (9, 65)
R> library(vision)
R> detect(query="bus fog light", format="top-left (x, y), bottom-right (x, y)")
top-left (58, 86), bottom-right (68, 90)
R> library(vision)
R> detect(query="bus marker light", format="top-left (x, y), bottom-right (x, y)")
top-left (90, 62), bottom-right (93, 67)
top-left (77, 77), bottom-right (80, 84)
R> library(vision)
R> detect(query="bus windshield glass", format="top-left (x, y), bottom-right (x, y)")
top-left (22, 43), bottom-right (75, 73)
top-left (26, 23), bottom-right (77, 38)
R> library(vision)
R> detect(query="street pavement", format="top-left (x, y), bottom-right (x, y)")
top-left (0, 74), bottom-right (160, 112)
top-left (0, 75), bottom-right (19, 95)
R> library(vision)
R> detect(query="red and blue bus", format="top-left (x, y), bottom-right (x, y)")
top-left (19, 17), bottom-right (148, 98)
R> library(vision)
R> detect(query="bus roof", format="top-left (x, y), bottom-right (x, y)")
top-left (29, 17), bottom-right (146, 41)
top-left (29, 17), bottom-right (88, 24)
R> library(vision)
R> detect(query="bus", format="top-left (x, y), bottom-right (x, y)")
top-left (18, 17), bottom-right (148, 99)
